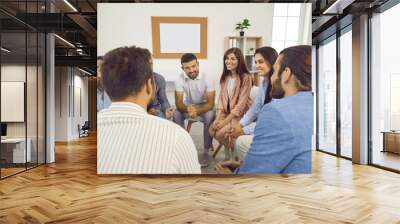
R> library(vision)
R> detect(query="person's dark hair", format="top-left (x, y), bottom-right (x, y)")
top-left (181, 53), bottom-right (197, 64)
top-left (278, 45), bottom-right (312, 91)
top-left (97, 56), bottom-right (103, 60)
top-left (220, 48), bottom-right (250, 86)
top-left (254, 47), bottom-right (278, 104)
top-left (101, 46), bottom-right (153, 100)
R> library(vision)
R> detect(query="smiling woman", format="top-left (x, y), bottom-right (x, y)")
top-left (210, 47), bottom-right (252, 156)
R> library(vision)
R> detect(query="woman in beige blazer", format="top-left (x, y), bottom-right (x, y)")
top-left (209, 48), bottom-right (252, 151)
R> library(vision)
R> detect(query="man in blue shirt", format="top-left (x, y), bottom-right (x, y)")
top-left (147, 72), bottom-right (174, 119)
top-left (216, 45), bottom-right (313, 174)
top-left (97, 56), bottom-right (112, 112)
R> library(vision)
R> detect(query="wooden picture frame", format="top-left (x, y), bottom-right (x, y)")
top-left (151, 16), bottom-right (208, 59)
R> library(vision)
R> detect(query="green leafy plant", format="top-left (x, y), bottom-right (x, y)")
top-left (235, 18), bottom-right (251, 32)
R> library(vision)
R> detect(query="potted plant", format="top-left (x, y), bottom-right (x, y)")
top-left (249, 47), bottom-right (255, 54)
top-left (235, 18), bottom-right (251, 36)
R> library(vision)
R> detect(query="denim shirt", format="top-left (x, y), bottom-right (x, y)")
top-left (97, 88), bottom-right (112, 112)
top-left (148, 72), bottom-right (171, 112)
top-left (236, 92), bottom-right (314, 174)
top-left (239, 79), bottom-right (268, 135)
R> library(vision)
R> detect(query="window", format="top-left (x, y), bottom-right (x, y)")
top-left (339, 28), bottom-right (352, 158)
top-left (317, 36), bottom-right (337, 155)
top-left (272, 3), bottom-right (301, 53)
top-left (371, 3), bottom-right (400, 171)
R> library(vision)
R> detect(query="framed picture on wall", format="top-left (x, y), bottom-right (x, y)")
top-left (151, 16), bottom-right (208, 59)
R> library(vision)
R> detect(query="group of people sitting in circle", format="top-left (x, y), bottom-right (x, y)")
top-left (97, 44), bottom-right (313, 174)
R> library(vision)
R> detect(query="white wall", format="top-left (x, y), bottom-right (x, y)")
top-left (55, 67), bottom-right (69, 141)
top-left (98, 3), bottom-right (274, 82)
top-left (55, 67), bottom-right (89, 141)
top-left (1, 64), bottom-right (46, 163)
top-left (301, 3), bottom-right (313, 45)
top-left (1, 65), bottom-right (37, 137)
top-left (72, 73), bottom-right (89, 138)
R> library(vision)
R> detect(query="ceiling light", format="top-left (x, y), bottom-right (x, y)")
top-left (323, 0), bottom-right (355, 15)
top-left (54, 34), bottom-right (75, 48)
top-left (1, 47), bottom-right (11, 53)
top-left (78, 67), bottom-right (93, 76)
top-left (63, 0), bottom-right (78, 12)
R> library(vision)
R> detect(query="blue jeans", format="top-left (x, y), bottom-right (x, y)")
top-left (158, 110), bottom-right (165, 118)
top-left (173, 105), bottom-right (215, 151)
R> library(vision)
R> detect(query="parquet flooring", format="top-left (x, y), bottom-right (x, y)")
top-left (0, 134), bottom-right (400, 223)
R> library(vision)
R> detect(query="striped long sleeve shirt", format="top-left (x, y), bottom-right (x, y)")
top-left (97, 102), bottom-right (201, 174)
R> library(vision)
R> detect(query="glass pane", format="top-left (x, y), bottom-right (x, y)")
top-left (371, 3), bottom-right (400, 171)
top-left (318, 38), bottom-right (337, 154)
top-left (27, 32), bottom-right (38, 169)
top-left (274, 3), bottom-right (288, 16)
top-left (286, 17), bottom-right (299, 41)
top-left (272, 17), bottom-right (287, 41)
top-left (340, 30), bottom-right (352, 158)
top-left (288, 3), bottom-right (301, 16)
top-left (1, 31), bottom-right (28, 177)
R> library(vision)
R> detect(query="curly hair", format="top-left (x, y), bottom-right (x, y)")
top-left (101, 46), bottom-right (153, 100)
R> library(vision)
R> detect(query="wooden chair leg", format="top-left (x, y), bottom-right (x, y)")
top-left (212, 143), bottom-right (224, 158)
top-left (186, 120), bottom-right (193, 132)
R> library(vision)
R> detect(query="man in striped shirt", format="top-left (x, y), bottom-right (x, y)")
top-left (97, 46), bottom-right (201, 174)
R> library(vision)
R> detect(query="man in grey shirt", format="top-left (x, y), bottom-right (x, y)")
top-left (174, 53), bottom-right (216, 167)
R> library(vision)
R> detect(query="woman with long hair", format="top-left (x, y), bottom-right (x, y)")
top-left (209, 48), bottom-right (252, 153)
top-left (228, 46), bottom-right (278, 161)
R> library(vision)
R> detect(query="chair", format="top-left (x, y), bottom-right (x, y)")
top-left (78, 121), bottom-right (90, 138)
top-left (186, 116), bottom-right (203, 132)
top-left (212, 86), bottom-right (259, 160)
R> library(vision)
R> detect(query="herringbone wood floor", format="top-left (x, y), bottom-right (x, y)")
top-left (1, 135), bottom-right (400, 223)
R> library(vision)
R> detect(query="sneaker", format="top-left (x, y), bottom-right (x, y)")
top-left (199, 152), bottom-right (211, 168)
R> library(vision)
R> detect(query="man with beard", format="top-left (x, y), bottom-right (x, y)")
top-left (174, 53), bottom-right (216, 167)
top-left (97, 46), bottom-right (200, 174)
top-left (147, 58), bottom-right (174, 119)
top-left (216, 45), bottom-right (313, 174)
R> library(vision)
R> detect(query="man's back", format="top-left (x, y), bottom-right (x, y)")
top-left (237, 91), bottom-right (313, 174)
top-left (97, 102), bottom-right (201, 174)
